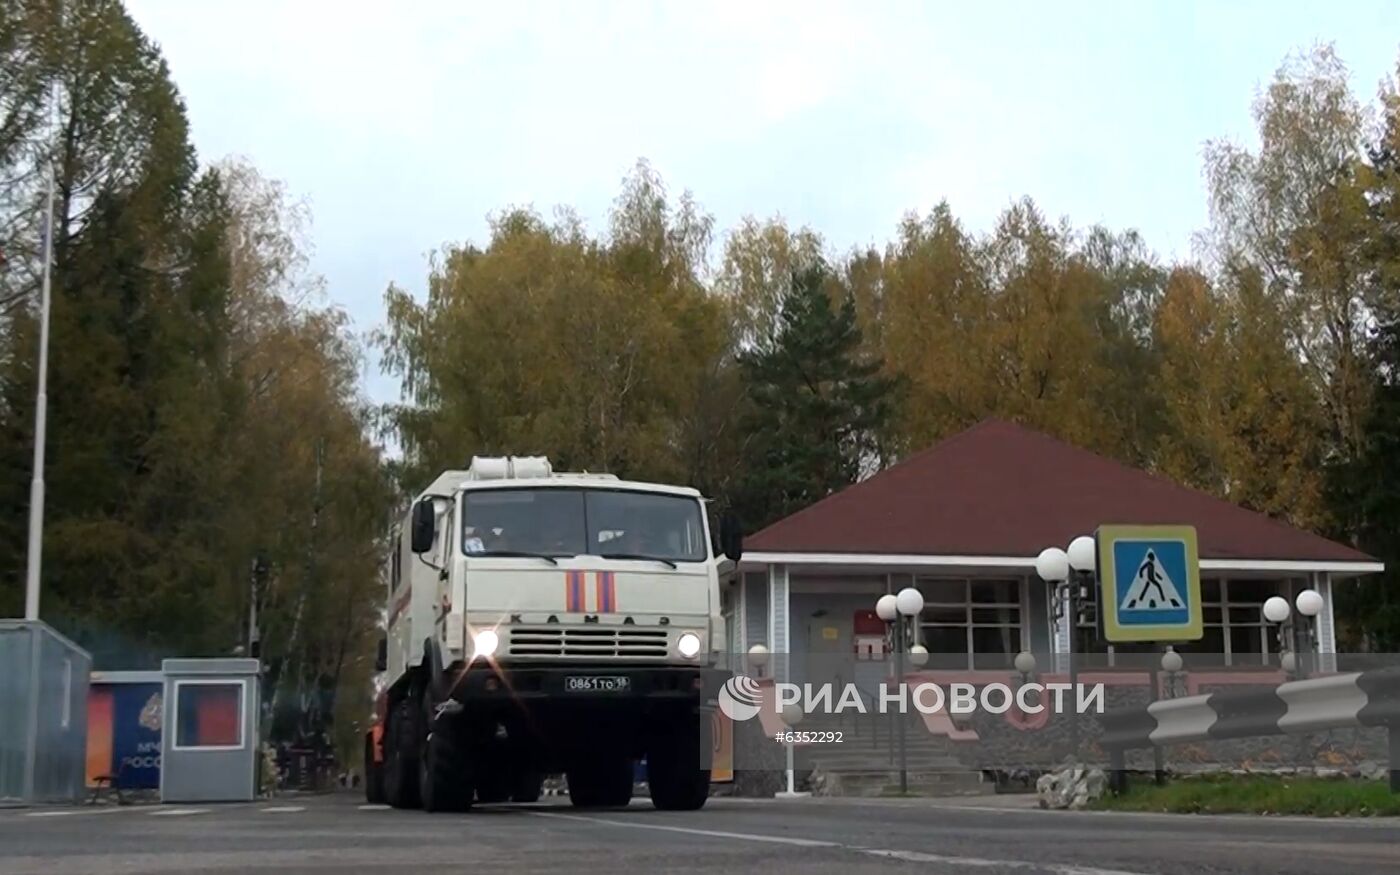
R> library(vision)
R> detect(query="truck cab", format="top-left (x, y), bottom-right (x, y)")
top-left (366, 456), bottom-right (741, 813)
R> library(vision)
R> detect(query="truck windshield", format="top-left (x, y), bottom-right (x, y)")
top-left (461, 488), bottom-right (708, 563)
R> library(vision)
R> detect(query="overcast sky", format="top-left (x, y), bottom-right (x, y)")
top-left (124, 1), bottom-right (1399, 404)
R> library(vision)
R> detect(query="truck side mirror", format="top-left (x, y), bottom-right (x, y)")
top-left (410, 499), bottom-right (436, 554)
top-left (375, 637), bottom-right (387, 673)
top-left (720, 512), bottom-right (743, 562)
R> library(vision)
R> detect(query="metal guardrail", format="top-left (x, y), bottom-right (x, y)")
top-left (1099, 667), bottom-right (1400, 793)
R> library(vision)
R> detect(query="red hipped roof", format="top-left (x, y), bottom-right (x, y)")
top-left (747, 420), bottom-right (1375, 564)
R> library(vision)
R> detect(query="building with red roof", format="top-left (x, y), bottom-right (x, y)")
top-left (725, 420), bottom-right (1379, 682)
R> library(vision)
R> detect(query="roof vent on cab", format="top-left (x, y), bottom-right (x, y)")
top-left (467, 455), bottom-right (553, 480)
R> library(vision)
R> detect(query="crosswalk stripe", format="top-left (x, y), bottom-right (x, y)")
top-left (260, 806), bottom-right (306, 813)
top-left (358, 803), bottom-right (390, 811)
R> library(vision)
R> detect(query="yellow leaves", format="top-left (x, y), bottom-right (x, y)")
top-left (1152, 266), bottom-right (1329, 529)
top-left (383, 169), bottom-right (727, 486)
top-left (717, 216), bottom-right (825, 347)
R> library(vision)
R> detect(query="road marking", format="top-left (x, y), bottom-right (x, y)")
top-left (260, 806), bottom-right (306, 813)
top-left (860, 848), bottom-right (1148, 874)
top-left (528, 811), bottom-right (838, 847)
top-left (358, 804), bottom-right (390, 811)
top-left (148, 808), bottom-right (210, 817)
top-left (529, 810), bottom-right (1150, 875)
top-left (23, 808), bottom-right (127, 818)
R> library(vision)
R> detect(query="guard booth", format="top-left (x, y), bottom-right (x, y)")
top-left (159, 659), bottom-right (260, 803)
top-left (0, 621), bottom-right (91, 803)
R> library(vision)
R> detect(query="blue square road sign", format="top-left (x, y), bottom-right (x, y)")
top-left (1096, 524), bottom-right (1202, 643)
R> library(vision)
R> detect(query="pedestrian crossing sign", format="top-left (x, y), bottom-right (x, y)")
top-left (1096, 524), bottom-right (1202, 643)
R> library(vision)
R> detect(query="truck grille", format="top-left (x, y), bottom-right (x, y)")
top-left (507, 626), bottom-right (669, 658)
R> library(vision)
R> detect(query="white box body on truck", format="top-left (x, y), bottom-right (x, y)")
top-left (364, 456), bottom-right (741, 812)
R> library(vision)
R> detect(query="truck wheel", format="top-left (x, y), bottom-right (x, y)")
top-left (511, 770), bottom-right (544, 803)
top-left (567, 757), bottom-right (633, 808)
top-left (383, 699), bottom-right (421, 809)
top-left (364, 732), bottom-right (386, 804)
top-left (419, 698), bottom-right (473, 813)
top-left (647, 717), bottom-right (711, 811)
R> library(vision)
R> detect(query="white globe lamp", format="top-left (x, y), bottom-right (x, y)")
top-left (1161, 647), bottom-right (1183, 674)
top-left (747, 643), bottom-right (770, 669)
top-left (780, 703), bottom-right (804, 727)
top-left (896, 587), bottom-right (925, 617)
top-left (1014, 651), bottom-right (1037, 676)
top-left (875, 594), bottom-right (898, 622)
top-left (1067, 536), bottom-right (1097, 573)
top-left (908, 644), bottom-right (929, 667)
top-left (1295, 589), bottom-right (1324, 618)
top-left (1262, 596), bottom-right (1291, 624)
top-left (1035, 547), bottom-right (1069, 583)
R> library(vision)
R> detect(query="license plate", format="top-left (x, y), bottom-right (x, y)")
top-left (565, 675), bottom-right (631, 693)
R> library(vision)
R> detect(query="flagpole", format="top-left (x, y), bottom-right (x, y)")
top-left (24, 80), bottom-right (58, 622)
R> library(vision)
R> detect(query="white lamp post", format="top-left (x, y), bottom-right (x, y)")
top-left (23, 74), bottom-right (61, 621)
top-left (876, 586), bottom-right (925, 796)
top-left (777, 703), bottom-right (808, 798)
top-left (1262, 589), bottom-right (1324, 677)
top-left (1037, 538), bottom-right (1094, 761)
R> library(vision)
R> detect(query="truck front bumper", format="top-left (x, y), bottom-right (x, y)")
top-left (441, 663), bottom-right (726, 707)
top-left (436, 664), bottom-right (727, 766)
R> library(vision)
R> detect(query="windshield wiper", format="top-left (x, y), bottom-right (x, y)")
top-left (599, 552), bottom-right (678, 569)
top-left (476, 550), bottom-right (561, 565)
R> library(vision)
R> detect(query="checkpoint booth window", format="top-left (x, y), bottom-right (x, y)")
top-left (172, 680), bottom-right (246, 751)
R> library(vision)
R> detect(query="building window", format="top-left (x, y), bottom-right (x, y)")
top-left (1075, 578), bottom-right (1283, 667)
top-left (917, 578), bottom-right (1024, 670)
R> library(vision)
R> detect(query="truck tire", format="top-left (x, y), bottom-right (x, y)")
top-left (383, 698), bottom-right (421, 809)
top-left (567, 757), bottom-right (633, 808)
top-left (364, 732), bottom-right (386, 804)
top-left (419, 697), bottom-right (473, 813)
top-left (647, 717), bottom-right (711, 811)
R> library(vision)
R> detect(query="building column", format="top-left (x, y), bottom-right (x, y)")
top-left (768, 563), bottom-right (790, 683)
top-left (1316, 571), bottom-right (1338, 671)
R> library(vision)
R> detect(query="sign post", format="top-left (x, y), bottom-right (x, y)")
top-left (1097, 525), bottom-right (1201, 789)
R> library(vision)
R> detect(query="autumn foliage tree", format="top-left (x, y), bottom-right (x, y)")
top-left (0, 1), bottom-right (390, 756)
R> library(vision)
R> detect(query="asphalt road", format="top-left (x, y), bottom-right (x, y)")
top-left (1, 792), bottom-right (1396, 875)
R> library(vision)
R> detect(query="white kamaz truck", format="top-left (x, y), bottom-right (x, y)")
top-left (364, 456), bottom-right (741, 812)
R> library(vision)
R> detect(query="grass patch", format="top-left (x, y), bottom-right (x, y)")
top-left (1092, 773), bottom-right (1400, 817)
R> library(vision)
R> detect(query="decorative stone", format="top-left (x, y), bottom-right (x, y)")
top-left (1037, 764), bottom-right (1108, 810)
top-left (1358, 760), bottom-right (1387, 782)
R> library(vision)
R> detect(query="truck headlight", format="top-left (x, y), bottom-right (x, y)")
top-left (677, 632), bottom-right (702, 659)
top-left (473, 629), bottom-right (499, 658)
